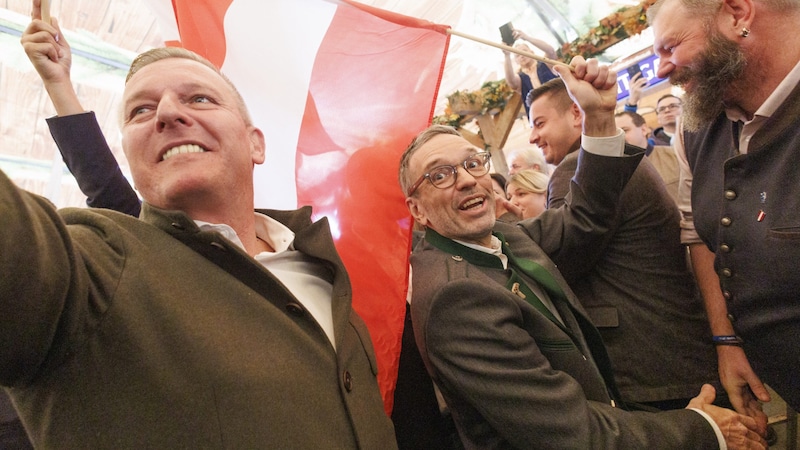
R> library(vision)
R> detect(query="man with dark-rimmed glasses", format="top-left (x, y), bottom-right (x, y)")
top-left (397, 57), bottom-right (766, 449)
top-left (652, 94), bottom-right (683, 145)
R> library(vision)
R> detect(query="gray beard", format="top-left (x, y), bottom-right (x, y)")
top-left (671, 31), bottom-right (747, 132)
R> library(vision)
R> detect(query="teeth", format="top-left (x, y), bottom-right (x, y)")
top-left (461, 197), bottom-right (484, 210)
top-left (162, 144), bottom-right (206, 161)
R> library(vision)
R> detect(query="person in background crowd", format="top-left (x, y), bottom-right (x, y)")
top-left (7, 7), bottom-right (395, 447)
top-left (399, 55), bottom-right (765, 449)
top-left (529, 77), bottom-right (725, 414)
top-left (506, 169), bottom-right (549, 219)
top-left (618, 69), bottom-right (681, 148)
top-left (615, 110), bottom-right (680, 202)
top-left (505, 146), bottom-right (549, 176)
top-left (649, 0), bottom-right (800, 419)
top-left (652, 94), bottom-right (683, 145)
top-left (502, 28), bottom-right (558, 117)
top-left (623, 72), bottom-right (648, 114)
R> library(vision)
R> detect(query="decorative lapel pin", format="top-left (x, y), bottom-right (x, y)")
top-left (511, 282), bottom-right (526, 299)
top-left (451, 255), bottom-right (463, 262)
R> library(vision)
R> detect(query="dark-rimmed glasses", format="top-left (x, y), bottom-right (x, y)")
top-left (656, 103), bottom-right (681, 114)
top-left (407, 152), bottom-right (491, 196)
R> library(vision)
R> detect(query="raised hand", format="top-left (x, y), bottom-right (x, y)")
top-left (21, 0), bottom-right (83, 116)
top-left (553, 56), bottom-right (617, 137)
top-left (627, 72), bottom-right (647, 106)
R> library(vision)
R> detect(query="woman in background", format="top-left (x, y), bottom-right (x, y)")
top-left (506, 169), bottom-right (549, 219)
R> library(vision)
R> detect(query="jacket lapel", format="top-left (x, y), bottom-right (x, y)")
top-left (140, 203), bottom-right (333, 345)
top-left (287, 214), bottom-right (353, 350)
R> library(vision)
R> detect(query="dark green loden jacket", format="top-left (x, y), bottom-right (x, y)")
top-left (0, 173), bottom-right (395, 449)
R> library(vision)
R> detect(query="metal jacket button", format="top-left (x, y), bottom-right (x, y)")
top-left (343, 371), bottom-right (353, 391)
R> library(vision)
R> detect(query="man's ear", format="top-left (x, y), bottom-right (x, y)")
top-left (721, 0), bottom-right (754, 35)
top-left (249, 126), bottom-right (266, 165)
top-left (406, 197), bottom-right (428, 228)
top-left (570, 103), bottom-right (583, 129)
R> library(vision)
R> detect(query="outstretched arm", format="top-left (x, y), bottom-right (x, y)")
top-left (512, 30), bottom-right (557, 60)
top-left (21, 2), bottom-right (141, 216)
top-left (502, 51), bottom-right (522, 92)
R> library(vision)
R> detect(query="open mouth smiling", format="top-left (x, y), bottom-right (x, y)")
top-left (162, 144), bottom-right (207, 161)
top-left (460, 196), bottom-right (485, 211)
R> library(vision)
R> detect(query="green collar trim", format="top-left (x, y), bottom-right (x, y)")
top-left (425, 228), bottom-right (566, 330)
top-left (424, 228), bottom-right (505, 269)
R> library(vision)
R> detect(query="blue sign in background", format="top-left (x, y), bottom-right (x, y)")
top-left (616, 53), bottom-right (667, 101)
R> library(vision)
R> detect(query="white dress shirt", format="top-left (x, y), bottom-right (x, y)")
top-left (196, 213), bottom-right (336, 349)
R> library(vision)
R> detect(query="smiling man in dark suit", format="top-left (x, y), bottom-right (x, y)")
top-left (398, 57), bottom-right (765, 449)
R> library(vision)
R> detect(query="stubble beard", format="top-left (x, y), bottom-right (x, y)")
top-left (671, 30), bottom-right (748, 132)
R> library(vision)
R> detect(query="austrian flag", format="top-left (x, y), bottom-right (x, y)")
top-left (143, 0), bottom-right (451, 413)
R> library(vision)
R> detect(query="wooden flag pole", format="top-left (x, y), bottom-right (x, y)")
top-left (41, 0), bottom-right (51, 23)
top-left (445, 28), bottom-right (572, 70)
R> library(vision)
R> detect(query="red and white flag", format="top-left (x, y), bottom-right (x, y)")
top-left (143, 0), bottom-right (450, 413)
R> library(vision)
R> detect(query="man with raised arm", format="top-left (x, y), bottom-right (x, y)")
top-left (3, 3), bottom-right (395, 447)
top-left (398, 56), bottom-right (766, 449)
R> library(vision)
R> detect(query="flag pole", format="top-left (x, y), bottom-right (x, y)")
top-left (41, 0), bottom-right (51, 23)
top-left (445, 28), bottom-right (572, 70)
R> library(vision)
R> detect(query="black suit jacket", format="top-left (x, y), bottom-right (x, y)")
top-left (548, 151), bottom-right (718, 404)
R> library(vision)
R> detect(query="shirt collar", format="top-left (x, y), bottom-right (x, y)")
top-left (725, 57), bottom-right (800, 123)
top-left (195, 213), bottom-right (295, 254)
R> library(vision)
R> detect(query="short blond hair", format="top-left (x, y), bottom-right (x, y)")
top-left (124, 47), bottom-right (253, 125)
top-left (508, 169), bottom-right (549, 195)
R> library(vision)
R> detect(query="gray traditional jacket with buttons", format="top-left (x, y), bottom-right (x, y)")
top-left (0, 173), bottom-right (395, 448)
top-left (683, 86), bottom-right (800, 410)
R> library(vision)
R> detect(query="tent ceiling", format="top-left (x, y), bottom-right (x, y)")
top-left (0, 0), bottom-right (640, 207)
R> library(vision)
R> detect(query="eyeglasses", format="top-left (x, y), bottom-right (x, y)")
top-left (656, 103), bottom-right (682, 114)
top-left (407, 152), bottom-right (491, 196)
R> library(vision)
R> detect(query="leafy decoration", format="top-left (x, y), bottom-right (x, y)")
top-left (433, 79), bottom-right (515, 130)
top-left (557, 0), bottom-right (656, 62)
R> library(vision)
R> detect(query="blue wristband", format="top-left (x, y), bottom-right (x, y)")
top-left (712, 335), bottom-right (744, 346)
